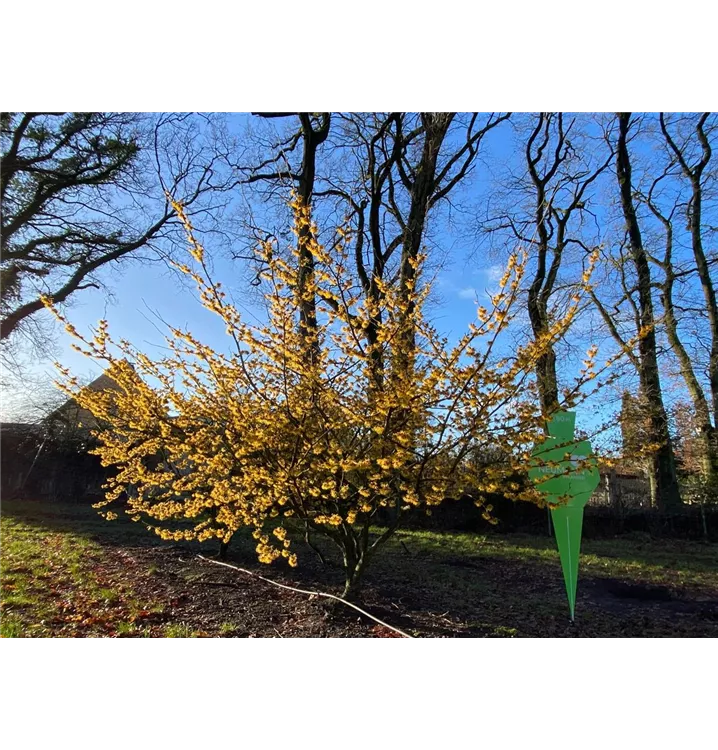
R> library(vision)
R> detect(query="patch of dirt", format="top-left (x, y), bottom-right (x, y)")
top-left (102, 544), bottom-right (718, 637)
top-left (585, 578), bottom-right (675, 603)
top-left (583, 577), bottom-right (718, 620)
top-left (99, 546), bottom-right (380, 637)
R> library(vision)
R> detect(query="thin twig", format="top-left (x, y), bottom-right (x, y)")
top-left (304, 521), bottom-right (326, 565)
top-left (196, 555), bottom-right (413, 638)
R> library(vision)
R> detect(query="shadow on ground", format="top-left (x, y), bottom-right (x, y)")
top-left (2, 499), bottom-right (717, 637)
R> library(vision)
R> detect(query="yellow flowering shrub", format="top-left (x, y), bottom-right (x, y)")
top-left (48, 197), bottom-right (596, 597)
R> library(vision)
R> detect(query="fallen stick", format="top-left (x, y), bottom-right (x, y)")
top-left (196, 555), bottom-right (413, 638)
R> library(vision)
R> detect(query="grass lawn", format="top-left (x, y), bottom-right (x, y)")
top-left (0, 503), bottom-right (169, 638)
top-left (1, 498), bottom-right (717, 637)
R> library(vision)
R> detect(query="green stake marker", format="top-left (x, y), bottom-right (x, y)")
top-left (528, 412), bottom-right (600, 621)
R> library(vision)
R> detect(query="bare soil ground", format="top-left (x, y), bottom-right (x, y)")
top-left (2, 499), bottom-right (717, 637)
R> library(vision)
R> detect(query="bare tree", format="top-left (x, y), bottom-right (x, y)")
top-left (1, 112), bottom-right (229, 348)
top-left (230, 112), bottom-right (509, 376)
top-left (590, 113), bottom-right (682, 510)
top-left (259, 113), bottom-right (330, 349)
top-left (642, 113), bottom-right (718, 490)
top-left (330, 113), bottom-right (509, 361)
top-left (477, 113), bottom-right (613, 419)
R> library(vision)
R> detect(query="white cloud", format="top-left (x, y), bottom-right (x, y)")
top-left (458, 287), bottom-right (477, 300)
top-left (486, 265), bottom-right (503, 281)
top-left (472, 265), bottom-right (504, 281)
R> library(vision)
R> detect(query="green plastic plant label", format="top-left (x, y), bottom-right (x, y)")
top-left (528, 411), bottom-right (600, 620)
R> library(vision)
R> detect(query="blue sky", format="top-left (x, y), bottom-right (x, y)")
top-left (16, 115), bottom-right (519, 376)
top-left (6, 112), bottom-right (713, 448)
top-left (24, 216), bottom-right (512, 380)
top-left (0, 114), bottom-right (608, 439)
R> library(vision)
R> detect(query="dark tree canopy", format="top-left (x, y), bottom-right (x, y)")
top-left (1, 112), bottom-right (225, 346)
top-left (2, 114), bottom-right (145, 338)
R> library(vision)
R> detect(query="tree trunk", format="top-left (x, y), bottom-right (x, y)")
top-left (295, 114), bottom-right (330, 356)
top-left (526, 220), bottom-right (559, 417)
top-left (340, 541), bottom-right (370, 601)
top-left (534, 348), bottom-right (559, 416)
top-left (251, 112), bottom-right (331, 363)
top-left (688, 169), bottom-right (718, 428)
top-left (616, 113), bottom-right (681, 511)
top-left (397, 113), bottom-right (454, 366)
top-left (337, 519), bottom-right (390, 600)
top-left (662, 265), bottom-right (718, 490)
top-left (341, 556), bottom-right (368, 600)
top-left (658, 113), bottom-right (718, 492)
top-left (524, 114), bottom-right (573, 419)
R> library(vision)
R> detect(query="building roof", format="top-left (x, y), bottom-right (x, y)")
top-left (46, 371), bottom-right (123, 431)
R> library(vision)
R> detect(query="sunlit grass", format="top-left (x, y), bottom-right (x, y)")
top-left (1, 505), bottom-right (162, 638)
top-left (164, 623), bottom-right (197, 638)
